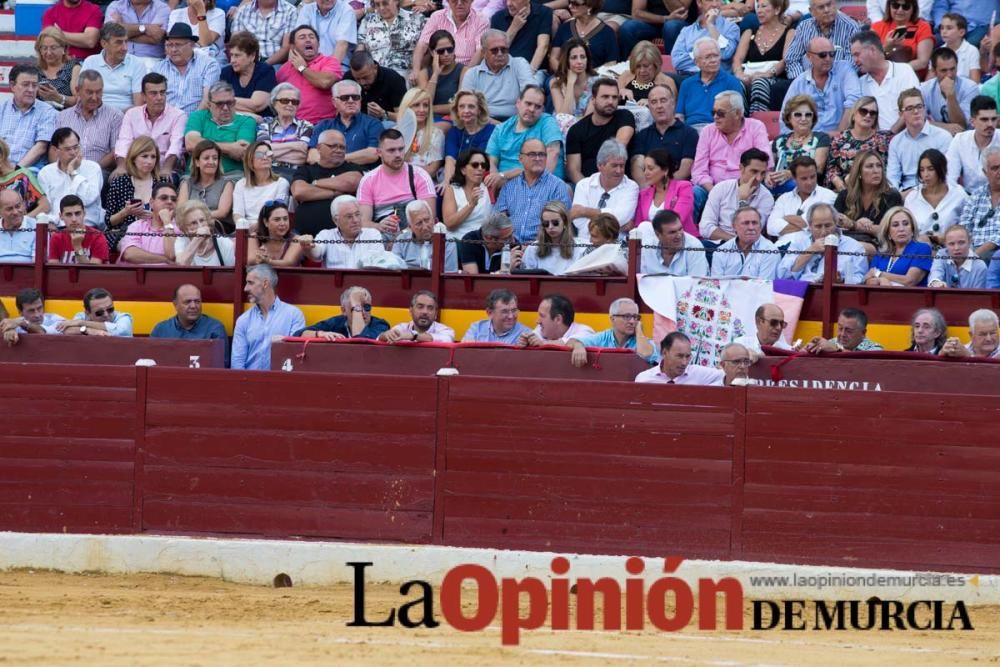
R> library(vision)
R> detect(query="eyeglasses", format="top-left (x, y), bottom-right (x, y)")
top-left (902, 103), bottom-right (925, 113)
top-left (254, 150), bottom-right (274, 158)
top-left (467, 160), bottom-right (487, 168)
top-left (612, 313), bottom-right (641, 321)
top-left (598, 192), bottom-right (610, 208)
top-left (93, 306), bottom-right (115, 317)
top-left (488, 46), bottom-right (509, 55)
top-left (435, 46), bottom-right (455, 55)
top-left (856, 107), bottom-right (878, 117)
top-left (809, 50), bottom-right (835, 58)
top-left (722, 357), bottom-right (752, 367)
top-left (210, 99), bottom-right (235, 108)
top-left (791, 111), bottom-right (814, 119)
top-left (759, 318), bottom-right (788, 329)
top-left (712, 109), bottom-right (728, 118)
top-left (520, 151), bottom-right (546, 159)
top-left (264, 199), bottom-right (288, 208)
top-left (337, 94), bottom-right (361, 101)
top-left (319, 142), bottom-right (346, 150)
top-left (568, 0), bottom-right (586, 6)
top-left (352, 303), bottom-right (373, 312)
top-left (59, 143), bottom-right (81, 151)
top-left (890, 2), bottom-right (911, 8)
top-left (977, 208), bottom-right (997, 228)
top-left (541, 218), bottom-right (562, 228)
top-left (275, 97), bottom-right (300, 106)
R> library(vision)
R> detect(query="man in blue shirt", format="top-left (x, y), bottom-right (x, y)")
top-left (920, 47), bottom-right (980, 135)
top-left (461, 288), bottom-right (532, 343)
top-left (670, 0), bottom-right (740, 74)
top-left (783, 37), bottom-right (861, 134)
top-left (295, 286), bottom-right (390, 340)
top-left (485, 85), bottom-right (564, 182)
top-left (309, 80), bottom-right (383, 167)
top-left (495, 138), bottom-right (572, 241)
top-left (150, 283), bottom-right (229, 366)
top-left (231, 264), bottom-right (306, 371)
top-left (568, 297), bottom-right (658, 367)
top-left (676, 38), bottom-right (742, 128)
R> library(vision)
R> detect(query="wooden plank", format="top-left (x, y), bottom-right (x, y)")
top-left (743, 509), bottom-right (1000, 543)
top-left (745, 460), bottom-right (1000, 493)
top-left (744, 485), bottom-right (1000, 520)
top-left (745, 436), bottom-right (1000, 469)
top-left (144, 403), bottom-right (437, 433)
top-left (443, 430), bottom-right (734, 459)
top-left (143, 466), bottom-right (434, 510)
top-left (142, 500), bottom-right (433, 542)
top-left (0, 504), bottom-right (134, 533)
top-left (0, 436), bottom-right (134, 462)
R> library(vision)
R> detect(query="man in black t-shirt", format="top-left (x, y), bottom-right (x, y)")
top-left (489, 0), bottom-right (553, 76)
top-left (566, 77), bottom-right (636, 183)
top-left (347, 49), bottom-right (408, 123)
top-left (290, 129), bottom-right (364, 235)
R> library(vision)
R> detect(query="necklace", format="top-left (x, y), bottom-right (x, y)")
top-left (631, 78), bottom-right (655, 90)
top-left (753, 22), bottom-right (783, 50)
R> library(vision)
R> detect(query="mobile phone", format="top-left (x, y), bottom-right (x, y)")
top-left (129, 198), bottom-right (141, 206)
top-left (893, 26), bottom-right (907, 37)
top-left (904, 28), bottom-right (916, 37)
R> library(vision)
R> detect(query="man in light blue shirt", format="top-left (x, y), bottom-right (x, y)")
top-left (639, 210), bottom-right (709, 277)
top-left (232, 263), bottom-right (306, 370)
top-left (66, 287), bottom-right (134, 337)
top-left (920, 47), bottom-right (980, 135)
top-left (82, 23), bottom-right (146, 111)
top-left (485, 85), bottom-right (564, 180)
top-left (0, 191), bottom-right (37, 263)
top-left (460, 31), bottom-right (534, 121)
top-left (153, 23), bottom-right (221, 114)
top-left (777, 203), bottom-right (868, 284)
top-left (568, 297), bottom-right (659, 367)
top-left (783, 38), bottom-right (860, 133)
top-left (887, 88), bottom-right (953, 192)
top-left (495, 138), bottom-right (572, 241)
top-left (929, 225), bottom-right (989, 288)
top-left (461, 288), bottom-right (532, 343)
top-left (297, 0), bottom-right (356, 61)
top-left (710, 207), bottom-right (780, 279)
top-left (669, 0), bottom-right (740, 74)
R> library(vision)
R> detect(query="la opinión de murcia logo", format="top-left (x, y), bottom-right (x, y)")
top-left (346, 558), bottom-right (974, 645)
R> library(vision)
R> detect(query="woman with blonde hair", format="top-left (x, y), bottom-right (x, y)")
top-left (833, 150), bottom-right (902, 253)
top-left (35, 26), bottom-right (80, 109)
top-left (827, 96), bottom-right (892, 192)
top-left (165, 199), bottom-right (235, 267)
top-left (441, 90), bottom-right (493, 189)
top-left (522, 201), bottom-right (583, 275)
top-left (103, 136), bottom-right (163, 250)
top-left (864, 206), bottom-right (932, 286)
top-left (397, 87), bottom-right (445, 178)
top-left (617, 41), bottom-right (676, 105)
top-left (232, 140), bottom-right (290, 226)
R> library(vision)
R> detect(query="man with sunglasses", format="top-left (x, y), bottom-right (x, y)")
top-left (295, 286), bottom-right (390, 340)
top-left (460, 30), bottom-right (534, 121)
top-left (959, 146), bottom-right (1000, 260)
top-left (734, 303), bottom-right (792, 362)
top-left (184, 80), bottom-right (257, 177)
top-left (568, 297), bottom-right (658, 368)
top-left (489, 0), bottom-right (552, 78)
top-left (783, 36), bottom-right (861, 134)
top-left (634, 332), bottom-right (725, 385)
top-left (58, 287), bottom-right (133, 337)
top-left (783, 0), bottom-right (859, 80)
top-left (945, 96), bottom-right (1000, 193)
top-left (276, 25), bottom-right (342, 125)
top-left (308, 80), bottom-right (382, 166)
top-left (117, 182), bottom-right (178, 264)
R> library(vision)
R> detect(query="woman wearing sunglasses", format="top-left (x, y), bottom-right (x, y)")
top-left (827, 97), bottom-right (892, 193)
top-left (417, 31), bottom-right (464, 122)
top-left (548, 0), bottom-right (619, 73)
top-left (871, 0), bottom-right (933, 77)
top-left (256, 83), bottom-right (314, 183)
top-left (442, 148), bottom-right (493, 240)
top-left (232, 140), bottom-right (291, 227)
top-left (522, 201), bottom-right (584, 275)
top-left (767, 94), bottom-right (829, 195)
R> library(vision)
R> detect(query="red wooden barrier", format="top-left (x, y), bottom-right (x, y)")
top-left (436, 376), bottom-right (743, 560)
top-left (0, 336), bottom-right (227, 368)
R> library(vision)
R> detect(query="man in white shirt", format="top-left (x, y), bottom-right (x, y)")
top-left (734, 303), bottom-right (794, 361)
top-left (766, 156), bottom-right (836, 244)
top-left (306, 194), bottom-right (383, 269)
top-left (639, 210), bottom-right (709, 276)
top-left (38, 128), bottom-right (104, 229)
top-left (634, 331), bottom-right (724, 385)
top-left (0, 288), bottom-right (65, 346)
top-left (886, 88), bottom-right (953, 193)
top-left (777, 203), bottom-right (868, 284)
top-left (525, 293), bottom-right (594, 345)
top-left (569, 140), bottom-right (639, 236)
top-left (379, 290), bottom-right (456, 343)
top-left (946, 96), bottom-right (1000, 192)
top-left (709, 207), bottom-right (780, 279)
top-left (851, 30), bottom-right (919, 132)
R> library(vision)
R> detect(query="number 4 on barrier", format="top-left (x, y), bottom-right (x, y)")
top-left (189, 355), bottom-right (201, 369)
top-left (281, 358), bottom-right (294, 372)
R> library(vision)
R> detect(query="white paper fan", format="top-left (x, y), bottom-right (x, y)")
top-left (396, 108), bottom-right (418, 151)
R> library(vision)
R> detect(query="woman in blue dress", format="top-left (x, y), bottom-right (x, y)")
top-left (864, 206), bottom-right (932, 287)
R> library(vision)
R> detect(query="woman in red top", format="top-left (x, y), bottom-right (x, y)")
top-left (871, 0), bottom-right (934, 78)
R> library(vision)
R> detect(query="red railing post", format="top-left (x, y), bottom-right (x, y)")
top-left (626, 230), bottom-right (641, 303)
top-left (233, 227), bottom-right (248, 327)
top-left (33, 219), bottom-right (49, 293)
top-left (431, 224), bottom-right (445, 305)
top-left (821, 235), bottom-right (837, 338)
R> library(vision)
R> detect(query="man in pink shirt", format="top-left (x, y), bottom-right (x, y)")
top-left (634, 331), bottom-right (725, 385)
top-left (276, 25), bottom-right (341, 125)
top-left (117, 182), bottom-right (177, 263)
top-left (42, 0), bottom-right (103, 59)
top-left (356, 128), bottom-right (437, 237)
top-left (690, 90), bottom-right (772, 219)
top-left (410, 0), bottom-right (488, 81)
top-left (116, 73), bottom-right (187, 175)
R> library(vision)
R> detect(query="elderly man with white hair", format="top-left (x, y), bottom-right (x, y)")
top-left (568, 297), bottom-right (659, 368)
top-left (777, 203), bottom-right (868, 285)
top-left (569, 140), bottom-right (639, 236)
top-left (295, 286), bottom-right (391, 340)
top-left (460, 30), bottom-right (534, 121)
top-left (305, 194), bottom-right (384, 269)
top-left (308, 79), bottom-right (383, 166)
top-left (940, 309), bottom-right (1000, 359)
top-left (669, 0), bottom-right (741, 76)
top-left (392, 200), bottom-right (458, 271)
top-left (959, 146), bottom-right (1000, 260)
top-left (676, 38), bottom-right (742, 129)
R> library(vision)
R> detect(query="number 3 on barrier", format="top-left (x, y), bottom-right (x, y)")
top-left (189, 355), bottom-right (201, 369)
top-left (281, 358), bottom-right (294, 372)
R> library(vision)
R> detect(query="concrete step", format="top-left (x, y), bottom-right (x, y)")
top-left (0, 11), bottom-right (13, 35)
top-left (0, 36), bottom-right (37, 60)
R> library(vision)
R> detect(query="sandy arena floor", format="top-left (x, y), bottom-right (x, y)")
top-left (0, 570), bottom-right (998, 666)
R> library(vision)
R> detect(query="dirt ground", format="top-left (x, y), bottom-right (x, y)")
top-left (0, 570), bottom-right (998, 666)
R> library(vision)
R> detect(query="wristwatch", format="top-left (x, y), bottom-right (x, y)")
top-left (197, 14), bottom-right (207, 20)
top-left (297, 64), bottom-right (306, 74)
top-left (411, 331), bottom-right (419, 341)
top-left (79, 325), bottom-right (87, 335)
top-left (139, 23), bottom-right (146, 34)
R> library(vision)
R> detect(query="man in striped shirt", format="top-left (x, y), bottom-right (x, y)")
top-left (783, 0), bottom-right (860, 79)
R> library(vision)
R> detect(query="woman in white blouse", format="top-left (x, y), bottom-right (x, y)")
top-left (166, 200), bottom-right (235, 266)
top-left (398, 88), bottom-right (444, 178)
top-left (904, 148), bottom-right (966, 247)
top-left (232, 140), bottom-right (290, 227)
top-left (441, 148), bottom-right (492, 240)
top-left (522, 201), bottom-right (585, 275)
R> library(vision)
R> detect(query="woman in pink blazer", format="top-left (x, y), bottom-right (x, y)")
top-left (634, 149), bottom-right (697, 237)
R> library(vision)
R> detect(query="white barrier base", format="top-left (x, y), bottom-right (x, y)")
top-left (1, 532), bottom-right (997, 603)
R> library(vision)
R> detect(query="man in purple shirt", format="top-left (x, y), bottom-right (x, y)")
top-left (634, 331), bottom-right (725, 385)
top-left (105, 0), bottom-right (171, 63)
